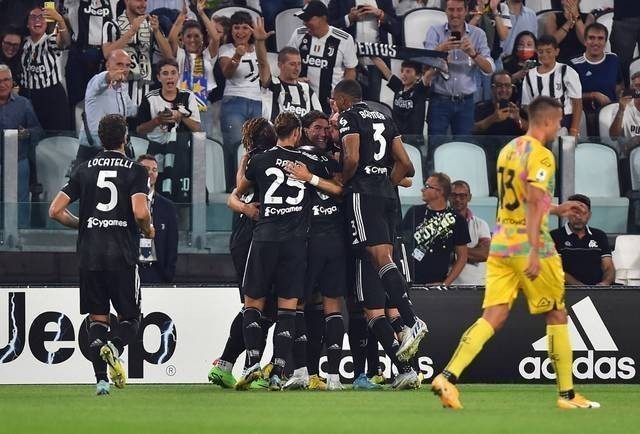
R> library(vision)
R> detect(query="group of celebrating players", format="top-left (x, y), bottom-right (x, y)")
top-left (50, 76), bottom-right (600, 409)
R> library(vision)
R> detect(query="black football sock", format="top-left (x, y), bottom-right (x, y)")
top-left (242, 307), bottom-right (263, 368)
top-left (379, 263), bottom-right (416, 327)
top-left (389, 315), bottom-right (405, 335)
top-left (366, 329), bottom-right (381, 377)
top-left (305, 303), bottom-right (324, 376)
top-left (325, 312), bottom-right (344, 376)
top-left (292, 310), bottom-right (308, 371)
top-left (271, 308), bottom-right (296, 378)
top-left (220, 311), bottom-right (245, 365)
top-left (87, 320), bottom-right (109, 383)
top-left (348, 311), bottom-right (368, 378)
top-left (111, 317), bottom-right (140, 355)
top-left (368, 315), bottom-right (412, 374)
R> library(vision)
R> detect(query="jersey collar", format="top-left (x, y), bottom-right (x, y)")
top-left (564, 222), bottom-right (592, 236)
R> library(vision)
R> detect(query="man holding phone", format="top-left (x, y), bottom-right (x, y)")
top-left (424, 0), bottom-right (494, 138)
top-left (609, 71), bottom-right (640, 152)
top-left (474, 70), bottom-right (525, 137)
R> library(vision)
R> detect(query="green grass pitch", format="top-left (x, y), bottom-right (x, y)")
top-left (1, 384), bottom-right (637, 434)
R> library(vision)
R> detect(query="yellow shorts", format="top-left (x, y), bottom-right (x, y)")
top-left (483, 254), bottom-right (565, 314)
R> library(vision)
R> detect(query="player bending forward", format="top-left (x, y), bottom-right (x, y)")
top-left (431, 96), bottom-right (599, 410)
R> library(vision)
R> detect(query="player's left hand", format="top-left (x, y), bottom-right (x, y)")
top-left (284, 161), bottom-right (311, 182)
top-left (525, 251), bottom-right (540, 280)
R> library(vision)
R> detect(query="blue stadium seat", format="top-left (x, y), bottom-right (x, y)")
top-left (36, 135), bottom-right (79, 201)
top-left (596, 11), bottom-right (613, 52)
top-left (630, 147), bottom-right (640, 191)
top-left (211, 6), bottom-right (261, 21)
top-left (205, 137), bottom-right (227, 202)
top-left (403, 8), bottom-right (447, 49)
top-left (130, 136), bottom-right (149, 159)
top-left (525, 0), bottom-right (552, 13)
top-left (575, 143), bottom-right (629, 233)
top-left (399, 143), bottom-right (424, 206)
top-left (598, 102), bottom-right (618, 146)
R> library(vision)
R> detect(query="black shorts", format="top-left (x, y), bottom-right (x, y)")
top-left (304, 235), bottom-right (348, 302)
top-left (231, 241), bottom-right (252, 303)
top-left (242, 239), bottom-right (307, 300)
top-left (80, 266), bottom-right (141, 318)
top-left (346, 193), bottom-right (397, 247)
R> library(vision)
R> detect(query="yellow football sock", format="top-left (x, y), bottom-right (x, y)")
top-left (445, 317), bottom-right (495, 378)
top-left (547, 324), bottom-right (574, 393)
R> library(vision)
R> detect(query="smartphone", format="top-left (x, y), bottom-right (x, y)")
top-left (357, 4), bottom-right (366, 9)
top-left (623, 88), bottom-right (640, 98)
top-left (498, 99), bottom-right (509, 110)
top-left (524, 59), bottom-right (538, 70)
top-left (44, 1), bottom-right (55, 23)
top-left (450, 31), bottom-right (461, 41)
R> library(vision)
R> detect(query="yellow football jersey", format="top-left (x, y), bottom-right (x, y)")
top-left (489, 135), bottom-right (557, 258)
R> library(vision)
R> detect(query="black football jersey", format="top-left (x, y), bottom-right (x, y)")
top-left (229, 189), bottom-right (258, 250)
top-left (305, 150), bottom-right (343, 237)
top-left (62, 150), bottom-right (149, 270)
top-left (338, 101), bottom-right (399, 199)
top-left (244, 145), bottom-right (330, 242)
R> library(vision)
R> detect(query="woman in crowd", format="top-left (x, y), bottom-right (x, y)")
top-left (19, 5), bottom-right (71, 132)
top-left (502, 30), bottom-right (537, 104)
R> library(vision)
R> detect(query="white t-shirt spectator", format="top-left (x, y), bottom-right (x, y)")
top-left (521, 62), bottom-right (582, 115)
top-left (453, 212), bottom-right (491, 285)
top-left (622, 103), bottom-right (640, 138)
top-left (218, 43), bottom-right (262, 101)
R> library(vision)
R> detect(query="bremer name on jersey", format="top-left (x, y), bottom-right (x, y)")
top-left (244, 145), bottom-right (331, 242)
top-left (62, 150), bottom-right (149, 270)
top-left (339, 101), bottom-right (399, 199)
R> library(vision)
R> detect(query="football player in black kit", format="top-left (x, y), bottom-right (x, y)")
top-left (209, 117), bottom-right (278, 390)
top-left (335, 79), bottom-right (427, 389)
top-left (48, 114), bottom-right (154, 396)
top-left (230, 113), bottom-right (342, 390)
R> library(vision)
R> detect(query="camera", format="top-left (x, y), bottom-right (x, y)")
top-left (524, 59), bottom-right (538, 70)
top-left (450, 31), bottom-right (461, 41)
top-left (498, 99), bottom-right (509, 110)
top-left (623, 88), bottom-right (640, 99)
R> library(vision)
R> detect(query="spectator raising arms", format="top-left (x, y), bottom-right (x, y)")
top-left (168, 0), bottom-right (222, 137)
top-left (218, 13), bottom-right (272, 190)
top-left (544, 0), bottom-right (594, 64)
top-left (20, 6), bottom-right (72, 132)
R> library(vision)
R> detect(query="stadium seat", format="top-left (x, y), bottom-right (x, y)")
top-left (580, 0), bottom-right (612, 13)
top-left (57, 49), bottom-right (69, 94)
top-left (596, 10), bottom-right (613, 52)
top-left (398, 143), bottom-right (424, 205)
top-left (579, 108), bottom-right (588, 138)
top-left (403, 8), bottom-right (447, 49)
top-left (130, 136), bottom-right (149, 158)
top-left (74, 101), bottom-right (84, 135)
top-left (433, 141), bottom-right (497, 227)
top-left (364, 100), bottom-right (394, 119)
top-left (237, 143), bottom-right (246, 167)
top-left (205, 137), bottom-right (227, 202)
top-left (379, 78), bottom-right (395, 107)
top-left (211, 6), bottom-right (261, 21)
top-left (630, 147), bottom-right (640, 191)
top-left (598, 102), bottom-right (619, 145)
top-left (574, 142), bottom-right (629, 233)
top-left (525, 0), bottom-right (552, 13)
top-left (612, 235), bottom-right (640, 284)
top-left (630, 56), bottom-right (640, 79)
top-left (536, 10), bottom-right (559, 38)
top-left (275, 8), bottom-right (302, 51)
top-left (245, 0), bottom-right (261, 12)
top-left (267, 52), bottom-right (279, 77)
top-left (36, 136), bottom-right (79, 201)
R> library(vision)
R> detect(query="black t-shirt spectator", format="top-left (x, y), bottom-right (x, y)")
top-left (550, 224), bottom-right (612, 285)
top-left (474, 100), bottom-right (524, 137)
top-left (402, 204), bottom-right (470, 284)
top-left (386, 75), bottom-right (429, 137)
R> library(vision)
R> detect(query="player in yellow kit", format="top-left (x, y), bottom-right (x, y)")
top-left (430, 96), bottom-right (600, 410)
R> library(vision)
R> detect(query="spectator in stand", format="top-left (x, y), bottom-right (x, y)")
top-left (0, 27), bottom-right (23, 89)
top-left (327, 0), bottom-right (400, 100)
top-left (544, 0), bottom-right (594, 64)
top-left (168, 0), bottom-right (221, 138)
top-left (287, 1), bottom-right (358, 113)
top-left (500, 0), bottom-right (537, 58)
top-left (424, 0), bottom-right (494, 138)
top-left (63, 0), bottom-right (120, 108)
top-left (401, 172), bottom-right (470, 286)
top-left (0, 64), bottom-right (43, 226)
top-left (609, 71), bottom-right (640, 152)
top-left (502, 30), bottom-right (536, 103)
top-left (76, 49), bottom-right (138, 165)
top-left (136, 58), bottom-right (201, 204)
top-left (521, 35), bottom-right (582, 136)
top-left (571, 23), bottom-right (622, 137)
top-left (449, 180), bottom-right (490, 285)
top-left (218, 13), bottom-right (271, 190)
top-left (262, 46), bottom-right (322, 122)
top-left (370, 56), bottom-right (434, 145)
top-left (467, 0), bottom-right (512, 101)
top-left (611, 0), bottom-right (640, 86)
top-left (551, 194), bottom-right (615, 286)
top-left (102, 0), bottom-right (173, 107)
top-left (137, 154), bottom-right (179, 284)
top-left (20, 5), bottom-right (72, 132)
top-left (474, 70), bottom-right (526, 137)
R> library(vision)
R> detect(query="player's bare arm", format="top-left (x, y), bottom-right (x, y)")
top-left (227, 178), bottom-right (260, 221)
top-left (132, 193), bottom-right (154, 239)
top-left (390, 136), bottom-right (414, 185)
top-left (524, 183), bottom-right (548, 280)
top-left (48, 191), bottom-right (79, 229)
top-left (341, 133), bottom-right (360, 183)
